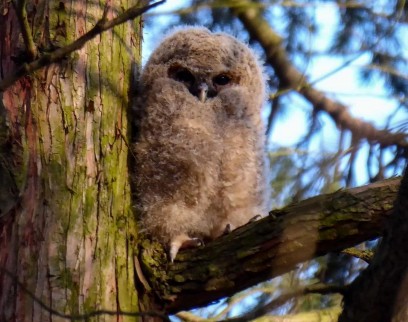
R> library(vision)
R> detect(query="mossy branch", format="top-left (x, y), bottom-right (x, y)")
top-left (137, 178), bottom-right (400, 313)
top-left (341, 247), bottom-right (374, 263)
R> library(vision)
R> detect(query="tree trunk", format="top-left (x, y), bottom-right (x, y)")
top-left (0, 0), bottom-right (144, 320)
top-left (339, 167), bottom-right (408, 322)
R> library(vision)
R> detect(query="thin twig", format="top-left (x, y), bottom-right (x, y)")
top-left (342, 247), bottom-right (374, 263)
top-left (0, 0), bottom-right (166, 92)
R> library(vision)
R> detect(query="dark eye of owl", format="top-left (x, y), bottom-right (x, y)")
top-left (213, 74), bottom-right (231, 86)
top-left (175, 69), bottom-right (195, 83)
top-left (168, 66), bottom-right (195, 84)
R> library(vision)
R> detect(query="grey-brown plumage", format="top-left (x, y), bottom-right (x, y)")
top-left (133, 27), bottom-right (270, 261)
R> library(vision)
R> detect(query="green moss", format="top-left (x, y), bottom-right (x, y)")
top-left (320, 211), bottom-right (355, 227)
top-left (174, 274), bottom-right (185, 283)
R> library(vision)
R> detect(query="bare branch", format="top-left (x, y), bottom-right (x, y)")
top-left (230, 0), bottom-right (408, 150)
top-left (341, 247), bottom-right (374, 263)
top-left (0, 0), bottom-right (166, 92)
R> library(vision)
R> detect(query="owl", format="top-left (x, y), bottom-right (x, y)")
top-left (133, 27), bottom-right (270, 262)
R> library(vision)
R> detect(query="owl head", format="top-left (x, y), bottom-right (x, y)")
top-left (140, 27), bottom-right (266, 106)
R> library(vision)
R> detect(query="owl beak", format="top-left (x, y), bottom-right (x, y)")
top-left (198, 83), bottom-right (208, 102)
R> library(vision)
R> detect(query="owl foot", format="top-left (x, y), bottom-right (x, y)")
top-left (169, 234), bottom-right (204, 262)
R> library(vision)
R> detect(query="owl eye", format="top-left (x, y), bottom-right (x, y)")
top-left (175, 69), bottom-right (195, 83)
top-left (169, 66), bottom-right (195, 84)
top-left (213, 74), bottom-right (231, 86)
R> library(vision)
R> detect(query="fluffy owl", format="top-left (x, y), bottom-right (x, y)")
top-left (133, 27), bottom-right (270, 261)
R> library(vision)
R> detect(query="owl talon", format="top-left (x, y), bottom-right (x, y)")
top-left (169, 235), bottom-right (204, 262)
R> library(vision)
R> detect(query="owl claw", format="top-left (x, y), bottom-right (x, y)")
top-left (169, 235), bottom-right (204, 262)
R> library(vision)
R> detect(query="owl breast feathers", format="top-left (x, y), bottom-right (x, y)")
top-left (133, 27), bottom-right (270, 261)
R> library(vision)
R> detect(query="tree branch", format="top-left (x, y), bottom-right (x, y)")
top-left (230, 0), bottom-right (407, 149)
top-left (0, 0), bottom-right (165, 92)
top-left (341, 247), bottom-right (374, 263)
top-left (137, 177), bottom-right (400, 313)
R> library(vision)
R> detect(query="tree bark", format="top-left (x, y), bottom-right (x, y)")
top-left (0, 0), bottom-right (143, 320)
top-left (137, 178), bottom-right (400, 313)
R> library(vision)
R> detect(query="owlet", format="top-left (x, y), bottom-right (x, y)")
top-left (133, 27), bottom-right (270, 261)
